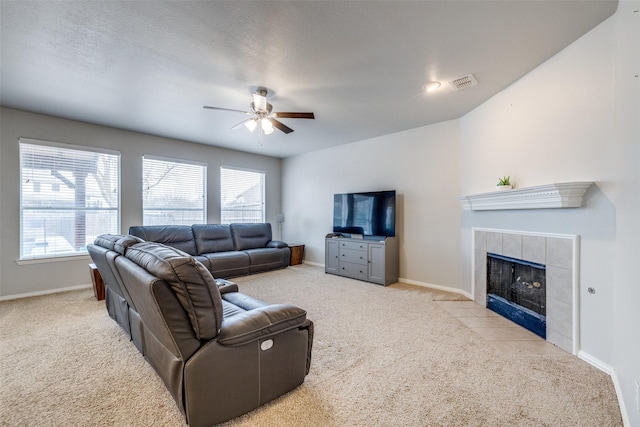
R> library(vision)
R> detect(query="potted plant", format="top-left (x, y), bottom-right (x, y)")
top-left (496, 176), bottom-right (512, 190)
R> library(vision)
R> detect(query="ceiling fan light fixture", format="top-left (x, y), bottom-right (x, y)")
top-left (261, 118), bottom-right (274, 134)
top-left (253, 90), bottom-right (268, 112)
top-left (245, 119), bottom-right (257, 132)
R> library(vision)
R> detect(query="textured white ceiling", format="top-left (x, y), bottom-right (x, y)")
top-left (0, 1), bottom-right (617, 158)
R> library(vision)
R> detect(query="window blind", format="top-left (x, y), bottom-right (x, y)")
top-left (20, 139), bottom-right (120, 259)
top-left (143, 156), bottom-right (206, 225)
top-left (220, 167), bottom-right (265, 224)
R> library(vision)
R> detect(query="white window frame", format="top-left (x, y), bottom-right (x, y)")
top-left (19, 138), bottom-right (121, 261)
top-left (142, 155), bottom-right (207, 226)
top-left (220, 166), bottom-right (265, 224)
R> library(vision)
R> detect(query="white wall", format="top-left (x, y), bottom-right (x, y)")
top-left (282, 119), bottom-right (464, 291)
top-left (283, 3), bottom-right (639, 423)
top-left (460, 7), bottom-right (618, 359)
top-left (459, 2), bottom-right (639, 425)
top-left (0, 107), bottom-right (283, 298)
top-left (611, 1), bottom-right (640, 425)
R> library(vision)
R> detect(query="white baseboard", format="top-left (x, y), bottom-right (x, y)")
top-left (399, 277), bottom-right (474, 300)
top-left (0, 284), bottom-right (93, 301)
top-left (578, 350), bottom-right (630, 427)
top-left (303, 261), bottom-right (324, 268)
top-left (310, 263), bottom-right (474, 299)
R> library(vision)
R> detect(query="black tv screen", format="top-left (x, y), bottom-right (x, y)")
top-left (333, 190), bottom-right (396, 237)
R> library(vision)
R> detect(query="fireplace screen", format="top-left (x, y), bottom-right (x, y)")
top-left (486, 253), bottom-right (546, 338)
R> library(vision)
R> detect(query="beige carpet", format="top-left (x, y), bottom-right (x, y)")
top-left (0, 265), bottom-right (622, 426)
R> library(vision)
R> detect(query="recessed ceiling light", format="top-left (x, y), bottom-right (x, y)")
top-left (425, 81), bottom-right (441, 92)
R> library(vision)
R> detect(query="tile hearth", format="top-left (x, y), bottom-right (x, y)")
top-left (435, 300), bottom-right (568, 356)
top-left (473, 228), bottom-right (578, 354)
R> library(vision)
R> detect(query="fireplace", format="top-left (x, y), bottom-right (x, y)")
top-left (486, 253), bottom-right (546, 338)
top-left (473, 229), bottom-right (578, 354)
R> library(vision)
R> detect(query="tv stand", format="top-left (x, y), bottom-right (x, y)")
top-left (325, 236), bottom-right (398, 285)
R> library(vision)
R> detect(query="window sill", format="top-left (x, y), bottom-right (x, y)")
top-left (16, 254), bottom-right (91, 266)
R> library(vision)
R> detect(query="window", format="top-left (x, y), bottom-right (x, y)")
top-left (20, 139), bottom-right (120, 259)
top-left (220, 167), bottom-right (265, 224)
top-left (143, 156), bottom-right (206, 226)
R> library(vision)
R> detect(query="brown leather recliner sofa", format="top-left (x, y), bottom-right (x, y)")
top-left (128, 223), bottom-right (290, 278)
top-left (87, 234), bottom-right (313, 427)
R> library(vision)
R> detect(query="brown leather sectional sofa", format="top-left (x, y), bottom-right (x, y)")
top-left (87, 232), bottom-right (313, 427)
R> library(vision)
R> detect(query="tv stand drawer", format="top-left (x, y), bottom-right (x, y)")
top-left (339, 240), bottom-right (367, 251)
top-left (340, 248), bottom-right (367, 264)
top-left (339, 261), bottom-right (368, 281)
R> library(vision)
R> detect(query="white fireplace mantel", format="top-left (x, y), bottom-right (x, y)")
top-left (458, 182), bottom-right (593, 211)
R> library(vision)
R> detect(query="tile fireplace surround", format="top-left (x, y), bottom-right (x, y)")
top-left (473, 228), bottom-right (578, 354)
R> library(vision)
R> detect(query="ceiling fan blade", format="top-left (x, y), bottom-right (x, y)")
top-left (203, 106), bottom-right (251, 114)
top-left (231, 118), bottom-right (254, 130)
top-left (269, 118), bottom-right (294, 134)
top-left (252, 92), bottom-right (267, 112)
top-left (274, 112), bottom-right (315, 119)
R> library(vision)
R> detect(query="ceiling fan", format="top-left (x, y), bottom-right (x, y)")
top-left (203, 89), bottom-right (315, 139)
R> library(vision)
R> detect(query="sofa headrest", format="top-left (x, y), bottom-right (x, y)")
top-left (230, 223), bottom-right (272, 251)
top-left (114, 235), bottom-right (143, 255)
top-left (125, 241), bottom-right (223, 341)
top-left (93, 234), bottom-right (127, 251)
top-left (128, 225), bottom-right (198, 256)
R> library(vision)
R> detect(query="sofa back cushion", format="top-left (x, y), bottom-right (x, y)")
top-left (129, 225), bottom-right (198, 256)
top-left (192, 224), bottom-right (235, 254)
top-left (124, 241), bottom-right (223, 340)
top-left (230, 223), bottom-right (272, 251)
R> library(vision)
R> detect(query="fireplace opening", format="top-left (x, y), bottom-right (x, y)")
top-left (486, 253), bottom-right (546, 338)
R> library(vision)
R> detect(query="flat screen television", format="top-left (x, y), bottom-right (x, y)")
top-left (333, 190), bottom-right (396, 237)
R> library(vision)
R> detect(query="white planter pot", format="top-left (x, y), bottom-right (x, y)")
top-left (496, 185), bottom-right (512, 191)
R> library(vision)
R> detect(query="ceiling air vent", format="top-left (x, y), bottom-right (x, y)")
top-left (449, 74), bottom-right (478, 91)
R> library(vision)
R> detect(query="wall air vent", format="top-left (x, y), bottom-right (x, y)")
top-left (449, 74), bottom-right (478, 90)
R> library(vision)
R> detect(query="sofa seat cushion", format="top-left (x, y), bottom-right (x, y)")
top-left (221, 299), bottom-right (247, 318)
top-left (217, 304), bottom-right (307, 346)
top-left (125, 242), bottom-right (223, 341)
top-left (193, 255), bottom-right (211, 270)
top-left (244, 248), bottom-right (286, 273)
top-left (202, 251), bottom-right (250, 278)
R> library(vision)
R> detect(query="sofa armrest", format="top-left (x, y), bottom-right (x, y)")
top-left (217, 304), bottom-right (307, 346)
top-left (214, 278), bottom-right (239, 294)
top-left (267, 240), bottom-right (288, 249)
top-left (217, 283), bottom-right (239, 294)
